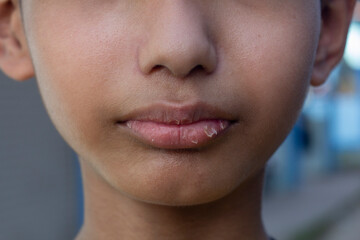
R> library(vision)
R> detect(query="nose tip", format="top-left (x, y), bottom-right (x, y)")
top-left (140, 41), bottom-right (217, 78)
top-left (138, 2), bottom-right (217, 79)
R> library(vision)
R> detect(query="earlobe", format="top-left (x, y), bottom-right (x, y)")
top-left (0, 0), bottom-right (34, 81)
top-left (311, 0), bottom-right (356, 87)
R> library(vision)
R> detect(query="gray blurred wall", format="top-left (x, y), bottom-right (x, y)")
top-left (0, 73), bottom-right (80, 240)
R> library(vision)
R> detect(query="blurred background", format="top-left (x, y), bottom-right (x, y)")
top-left (0, 3), bottom-right (359, 240)
top-left (263, 4), bottom-right (360, 240)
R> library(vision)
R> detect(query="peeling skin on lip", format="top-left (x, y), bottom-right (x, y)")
top-left (121, 119), bottom-right (232, 149)
top-left (204, 126), bottom-right (218, 138)
top-left (191, 140), bottom-right (199, 144)
top-left (126, 121), bottom-right (133, 129)
top-left (220, 121), bottom-right (226, 130)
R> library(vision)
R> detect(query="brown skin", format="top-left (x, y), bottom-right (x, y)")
top-left (0, 0), bottom-right (356, 239)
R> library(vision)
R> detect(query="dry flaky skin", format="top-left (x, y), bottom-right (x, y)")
top-left (0, 0), bottom-right (356, 239)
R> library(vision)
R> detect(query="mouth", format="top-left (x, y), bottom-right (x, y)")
top-left (116, 102), bottom-right (238, 149)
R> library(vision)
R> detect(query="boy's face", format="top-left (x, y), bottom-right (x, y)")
top-left (19, 0), bottom-right (320, 205)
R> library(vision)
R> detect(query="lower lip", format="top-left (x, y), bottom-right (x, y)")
top-left (121, 120), bottom-right (232, 149)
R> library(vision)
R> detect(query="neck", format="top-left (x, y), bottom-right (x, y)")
top-left (75, 159), bottom-right (269, 240)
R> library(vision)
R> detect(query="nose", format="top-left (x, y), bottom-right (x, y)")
top-left (138, 1), bottom-right (217, 78)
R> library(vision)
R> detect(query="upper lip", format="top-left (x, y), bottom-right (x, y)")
top-left (117, 101), bottom-right (237, 125)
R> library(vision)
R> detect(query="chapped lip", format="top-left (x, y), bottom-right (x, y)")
top-left (116, 101), bottom-right (238, 125)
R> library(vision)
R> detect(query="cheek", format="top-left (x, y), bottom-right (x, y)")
top-left (231, 11), bottom-right (319, 118)
top-left (215, 4), bottom-right (321, 157)
top-left (256, 23), bottom-right (319, 127)
top-left (25, 10), bottom-right (141, 152)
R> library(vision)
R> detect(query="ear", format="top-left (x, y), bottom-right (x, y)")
top-left (0, 0), bottom-right (34, 81)
top-left (311, 0), bottom-right (357, 87)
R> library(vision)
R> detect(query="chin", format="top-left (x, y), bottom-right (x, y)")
top-left (113, 169), bottom-right (240, 207)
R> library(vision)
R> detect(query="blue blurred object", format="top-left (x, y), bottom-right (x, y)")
top-left (267, 26), bottom-right (360, 192)
top-left (329, 94), bottom-right (360, 151)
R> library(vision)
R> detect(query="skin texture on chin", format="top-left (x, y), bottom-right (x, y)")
top-left (21, 0), bottom-right (320, 206)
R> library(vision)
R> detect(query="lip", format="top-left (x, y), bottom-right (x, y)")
top-left (116, 102), bottom-right (237, 149)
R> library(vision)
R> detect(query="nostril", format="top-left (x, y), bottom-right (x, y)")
top-left (148, 64), bottom-right (205, 77)
top-left (154, 65), bottom-right (163, 70)
top-left (190, 65), bottom-right (206, 74)
top-left (148, 65), bottom-right (165, 74)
